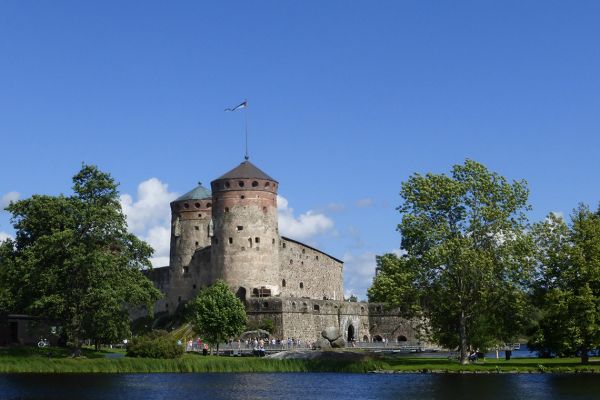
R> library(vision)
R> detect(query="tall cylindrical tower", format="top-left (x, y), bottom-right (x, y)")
top-left (169, 183), bottom-right (213, 273)
top-left (210, 160), bottom-right (280, 300)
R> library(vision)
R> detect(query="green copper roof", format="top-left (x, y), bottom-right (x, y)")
top-left (174, 183), bottom-right (211, 201)
top-left (215, 160), bottom-right (277, 182)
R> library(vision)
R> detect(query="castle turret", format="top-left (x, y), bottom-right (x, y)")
top-left (210, 160), bottom-right (280, 300)
top-left (169, 183), bottom-right (212, 274)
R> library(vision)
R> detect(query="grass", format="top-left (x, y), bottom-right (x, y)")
top-left (1, 347), bottom-right (600, 374)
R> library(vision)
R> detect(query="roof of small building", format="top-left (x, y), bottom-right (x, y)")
top-left (215, 160), bottom-right (277, 182)
top-left (174, 183), bottom-right (212, 201)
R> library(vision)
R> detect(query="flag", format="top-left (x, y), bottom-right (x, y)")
top-left (225, 100), bottom-right (247, 112)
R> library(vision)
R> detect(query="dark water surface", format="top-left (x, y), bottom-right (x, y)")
top-left (2, 373), bottom-right (600, 400)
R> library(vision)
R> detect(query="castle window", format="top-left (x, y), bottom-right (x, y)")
top-left (313, 304), bottom-right (320, 311)
top-left (252, 181), bottom-right (258, 187)
top-left (229, 237), bottom-right (233, 244)
top-left (272, 238), bottom-right (275, 244)
top-left (237, 226), bottom-right (243, 231)
top-left (265, 182), bottom-right (270, 188)
top-left (299, 282), bottom-right (304, 289)
top-left (195, 241), bottom-right (199, 246)
top-left (225, 207), bottom-right (229, 212)
top-left (361, 306), bottom-right (365, 313)
top-left (193, 284), bottom-right (197, 289)
top-left (253, 288), bottom-right (259, 296)
top-left (225, 181), bottom-right (230, 188)
top-left (194, 202), bottom-right (201, 208)
top-left (183, 266), bottom-right (189, 274)
top-left (184, 203), bottom-right (189, 209)
top-left (316, 255), bottom-right (319, 260)
top-left (255, 237), bottom-right (260, 244)
top-left (263, 207), bottom-right (267, 212)
top-left (195, 226), bottom-right (199, 231)
top-left (282, 242), bottom-right (286, 248)
top-left (289, 259), bottom-right (293, 265)
top-left (206, 203), bottom-right (212, 208)
top-left (198, 214), bottom-right (202, 217)
top-left (282, 279), bottom-right (286, 287)
top-left (302, 249), bottom-right (305, 254)
top-left (248, 238), bottom-right (252, 248)
top-left (240, 195), bottom-right (245, 199)
top-left (301, 261), bottom-right (304, 266)
top-left (238, 181), bottom-right (244, 187)
top-left (291, 301), bottom-right (296, 310)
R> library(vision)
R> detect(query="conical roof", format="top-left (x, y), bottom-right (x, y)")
top-left (215, 160), bottom-right (277, 182)
top-left (174, 183), bottom-right (211, 201)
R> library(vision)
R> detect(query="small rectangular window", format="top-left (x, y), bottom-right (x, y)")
top-left (183, 266), bottom-right (189, 274)
top-left (255, 237), bottom-right (260, 243)
top-left (229, 237), bottom-right (233, 244)
top-left (194, 226), bottom-right (199, 231)
top-left (237, 226), bottom-right (243, 231)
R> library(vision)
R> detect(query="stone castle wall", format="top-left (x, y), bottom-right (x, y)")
top-left (210, 177), bottom-right (281, 298)
top-left (279, 238), bottom-right (343, 301)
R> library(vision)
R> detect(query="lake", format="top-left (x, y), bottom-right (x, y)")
top-left (2, 372), bottom-right (600, 400)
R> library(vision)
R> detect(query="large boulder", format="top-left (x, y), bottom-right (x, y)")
top-left (330, 337), bottom-right (346, 348)
top-left (321, 327), bottom-right (341, 341)
top-left (315, 338), bottom-right (331, 349)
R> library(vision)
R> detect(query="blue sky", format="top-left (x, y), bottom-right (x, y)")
top-left (1, 1), bottom-right (599, 298)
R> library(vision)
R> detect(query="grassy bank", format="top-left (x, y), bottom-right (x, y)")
top-left (1, 347), bottom-right (600, 374)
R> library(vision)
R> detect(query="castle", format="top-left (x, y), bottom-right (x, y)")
top-left (145, 159), bottom-right (416, 343)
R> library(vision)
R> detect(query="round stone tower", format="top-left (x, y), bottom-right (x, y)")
top-left (169, 183), bottom-right (213, 273)
top-left (210, 160), bottom-right (280, 300)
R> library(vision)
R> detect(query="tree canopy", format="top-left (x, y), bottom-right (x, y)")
top-left (529, 205), bottom-right (600, 364)
top-left (0, 164), bottom-right (161, 349)
top-left (187, 280), bottom-right (247, 354)
top-left (369, 159), bottom-right (534, 364)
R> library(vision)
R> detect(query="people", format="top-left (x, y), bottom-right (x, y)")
top-left (203, 343), bottom-right (209, 356)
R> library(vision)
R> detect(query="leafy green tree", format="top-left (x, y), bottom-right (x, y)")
top-left (187, 280), bottom-right (247, 355)
top-left (369, 160), bottom-right (534, 364)
top-left (0, 165), bottom-right (161, 352)
top-left (529, 206), bottom-right (600, 364)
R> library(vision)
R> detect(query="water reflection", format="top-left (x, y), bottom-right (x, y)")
top-left (1, 373), bottom-right (600, 400)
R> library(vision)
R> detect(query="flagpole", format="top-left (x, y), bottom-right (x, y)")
top-left (244, 100), bottom-right (249, 160)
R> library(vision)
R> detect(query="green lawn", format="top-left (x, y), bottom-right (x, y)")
top-left (1, 347), bottom-right (599, 374)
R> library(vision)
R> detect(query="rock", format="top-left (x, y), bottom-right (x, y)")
top-left (321, 327), bottom-right (341, 341)
top-left (330, 337), bottom-right (346, 348)
top-left (315, 338), bottom-right (331, 349)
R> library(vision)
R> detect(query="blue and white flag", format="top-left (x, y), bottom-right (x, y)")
top-left (224, 100), bottom-right (247, 111)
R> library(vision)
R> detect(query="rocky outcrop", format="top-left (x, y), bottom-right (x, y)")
top-left (318, 326), bottom-right (345, 348)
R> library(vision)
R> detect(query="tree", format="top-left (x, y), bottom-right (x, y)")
top-left (187, 280), bottom-right (247, 355)
top-left (369, 159), bottom-right (534, 364)
top-left (529, 206), bottom-right (600, 364)
top-left (0, 164), bottom-right (161, 352)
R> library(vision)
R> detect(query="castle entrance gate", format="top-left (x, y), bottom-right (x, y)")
top-left (347, 324), bottom-right (355, 342)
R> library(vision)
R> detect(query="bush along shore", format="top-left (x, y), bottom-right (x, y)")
top-left (1, 347), bottom-right (600, 374)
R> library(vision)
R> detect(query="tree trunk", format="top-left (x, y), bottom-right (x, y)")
top-left (459, 311), bottom-right (469, 365)
top-left (581, 346), bottom-right (589, 365)
top-left (94, 339), bottom-right (99, 351)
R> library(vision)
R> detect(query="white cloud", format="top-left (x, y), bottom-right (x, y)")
top-left (0, 231), bottom-right (13, 242)
top-left (1, 191), bottom-right (20, 209)
top-left (343, 251), bottom-right (378, 300)
top-left (277, 195), bottom-right (334, 241)
top-left (326, 202), bottom-right (346, 213)
top-left (120, 178), bottom-right (178, 268)
top-left (355, 198), bottom-right (374, 208)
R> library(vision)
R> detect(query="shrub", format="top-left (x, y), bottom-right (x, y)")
top-left (126, 330), bottom-right (183, 359)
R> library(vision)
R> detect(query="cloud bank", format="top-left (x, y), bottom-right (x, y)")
top-left (120, 179), bottom-right (178, 267)
top-left (277, 195), bottom-right (334, 241)
top-left (1, 191), bottom-right (20, 209)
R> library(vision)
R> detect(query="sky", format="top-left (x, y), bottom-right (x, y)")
top-left (1, 1), bottom-right (599, 299)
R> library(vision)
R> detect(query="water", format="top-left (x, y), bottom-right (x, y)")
top-left (1, 373), bottom-right (600, 400)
